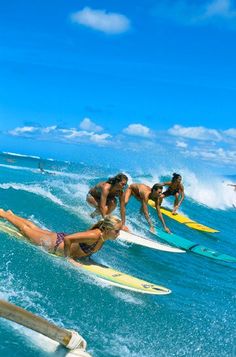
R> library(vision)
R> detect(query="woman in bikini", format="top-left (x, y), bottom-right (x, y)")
top-left (86, 173), bottom-right (128, 229)
top-left (159, 173), bottom-right (185, 215)
top-left (0, 209), bottom-right (122, 259)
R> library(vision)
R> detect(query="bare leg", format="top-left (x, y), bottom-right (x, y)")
top-left (90, 209), bottom-right (101, 218)
top-left (6, 210), bottom-right (51, 233)
top-left (0, 209), bottom-right (55, 245)
top-left (106, 200), bottom-right (117, 215)
top-left (86, 194), bottom-right (99, 208)
top-left (86, 194), bottom-right (101, 218)
top-left (124, 187), bottom-right (133, 205)
top-left (172, 193), bottom-right (180, 214)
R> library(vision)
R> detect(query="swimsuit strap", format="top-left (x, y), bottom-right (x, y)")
top-left (53, 232), bottom-right (66, 253)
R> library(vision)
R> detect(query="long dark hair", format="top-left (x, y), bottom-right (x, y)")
top-left (106, 173), bottom-right (128, 186)
top-left (172, 173), bottom-right (182, 182)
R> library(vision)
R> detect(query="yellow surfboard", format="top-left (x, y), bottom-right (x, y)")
top-left (148, 200), bottom-right (219, 233)
top-left (0, 221), bottom-right (171, 295)
top-left (74, 259), bottom-right (171, 295)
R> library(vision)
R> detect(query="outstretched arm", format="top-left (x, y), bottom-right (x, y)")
top-left (119, 191), bottom-right (126, 228)
top-left (155, 201), bottom-right (171, 233)
top-left (141, 200), bottom-right (154, 233)
top-left (99, 185), bottom-right (110, 217)
top-left (159, 181), bottom-right (171, 187)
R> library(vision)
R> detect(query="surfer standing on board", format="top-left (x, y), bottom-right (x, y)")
top-left (0, 209), bottom-right (122, 262)
top-left (124, 183), bottom-right (171, 233)
top-left (86, 173), bottom-right (128, 230)
top-left (159, 173), bottom-right (185, 215)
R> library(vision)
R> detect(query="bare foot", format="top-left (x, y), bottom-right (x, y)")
top-left (90, 209), bottom-right (100, 218)
top-left (7, 210), bottom-right (14, 215)
top-left (0, 209), bottom-right (6, 218)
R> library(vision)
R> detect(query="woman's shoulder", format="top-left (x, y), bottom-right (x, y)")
top-left (86, 228), bottom-right (101, 238)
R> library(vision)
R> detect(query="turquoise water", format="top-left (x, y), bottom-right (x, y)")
top-left (0, 152), bottom-right (236, 357)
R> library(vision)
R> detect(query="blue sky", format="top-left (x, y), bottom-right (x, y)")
top-left (0, 0), bottom-right (236, 170)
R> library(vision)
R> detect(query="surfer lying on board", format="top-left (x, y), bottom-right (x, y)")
top-left (86, 173), bottom-right (128, 229)
top-left (0, 209), bottom-right (122, 259)
top-left (159, 173), bottom-right (185, 215)
top-left (124, 183), bottom-right (171, 234)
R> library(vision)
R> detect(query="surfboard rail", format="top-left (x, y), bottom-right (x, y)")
top-left (148, 200), bottom-right (219, 233)
top-left (118, 230), bottom-right (185, 253)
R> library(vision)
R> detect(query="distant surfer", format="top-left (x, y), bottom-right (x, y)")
top-left (86, 173), bottom-right (128, 229)
top-left (0, 209), bottom-right (122, 261)
top-left (159, 173), bottom-right (185, 215)
top-left (38, 160), bottom-right (54, 175)
top-left (124, 183), bottom-right (171, 233)
top-left (38, 161), bottom-right (46, 174)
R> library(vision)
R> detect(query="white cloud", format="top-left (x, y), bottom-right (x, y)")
top-left (123, 124), bottom-right (152, 138)
top-left (60, 129), bottom-right (91, 139)
top-left (203, 0), bottom-right (236, 19)
top-left (168, 124), bottom-right (222, 141)
top-left (9, 126), bottom-right (38, 136)
top-left (176, 140), bottom-right (188, 148)
top-left (7, 124), bottom-right (112, 147)
top-left (70, 7), bottom-right (130, 34)
top-left (41, 125), bottom-right (57, 133)
top-left (224, 128), bottom-right (236, 137)
top-left (183, 146), bottom-right (236, 164)
top-left (90, 133), bottom-right (111, 144)
top-left (153, 0), bottom-right (236, 28)
top-left (79, 118), bottom-right (103, 132)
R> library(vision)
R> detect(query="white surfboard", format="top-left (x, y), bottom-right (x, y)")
top-left (118, 230), bottom-right (185, 253)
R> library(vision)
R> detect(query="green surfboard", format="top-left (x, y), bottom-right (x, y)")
top-left (153, 229), bottom-right (236, 263)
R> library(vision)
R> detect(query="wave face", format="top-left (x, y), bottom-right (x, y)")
top-left (0, 151), bottom-right (236, 357)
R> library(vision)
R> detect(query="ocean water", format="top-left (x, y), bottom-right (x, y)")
top-left (0, 151), bottom-right (236, 357)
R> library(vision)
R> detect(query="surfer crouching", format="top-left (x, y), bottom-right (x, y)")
top-left (86, 173), bottom-right (128, 230)
top-left (159, 173), bottom-right (185, 215)
top-left (124, 183), bottom-right (171, 234)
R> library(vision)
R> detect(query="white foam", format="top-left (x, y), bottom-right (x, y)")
top-left (0, 182), bottom-right (64, 206)
top-left (0, 163), bottom-right (39, 173)
top-left (128, 168), bottom-right (236, 210)
top-left (3, 151), bottom-right (40, 159)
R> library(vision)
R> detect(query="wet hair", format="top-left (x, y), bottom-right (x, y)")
top-left (106, 173), bottom-right (128, 186)
top-left (151, 183), bottom-right (163, 193)
top-left (172, 173), bottom-right (182, 182)
top-left (91, 215), bottom-right (121, 232)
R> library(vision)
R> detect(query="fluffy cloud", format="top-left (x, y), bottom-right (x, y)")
top-left (168, 125), bottom-right (222, 141)
top-left (71, 7), bottom-right (130, 34)
top-left (79, 118), bottom-right (103, 132)
top-left (203, 0), bottom-right (236, 19)
top-left (9, 126), bottom-right (38, 136)
top-left (90, 133), bottom-right (111, 144)
top-left (7, 122), bottom-right (112, 146)
top-left (182, 146), bottom-right (236, 164)
top-left (176, 140), bottom-right (188, 148)
top-left (123, 124), bottom-right (152, 138)
top-left (224, 128), bottom-right (236, 138)
top-left (153, 0), bottom-right (236, 28)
